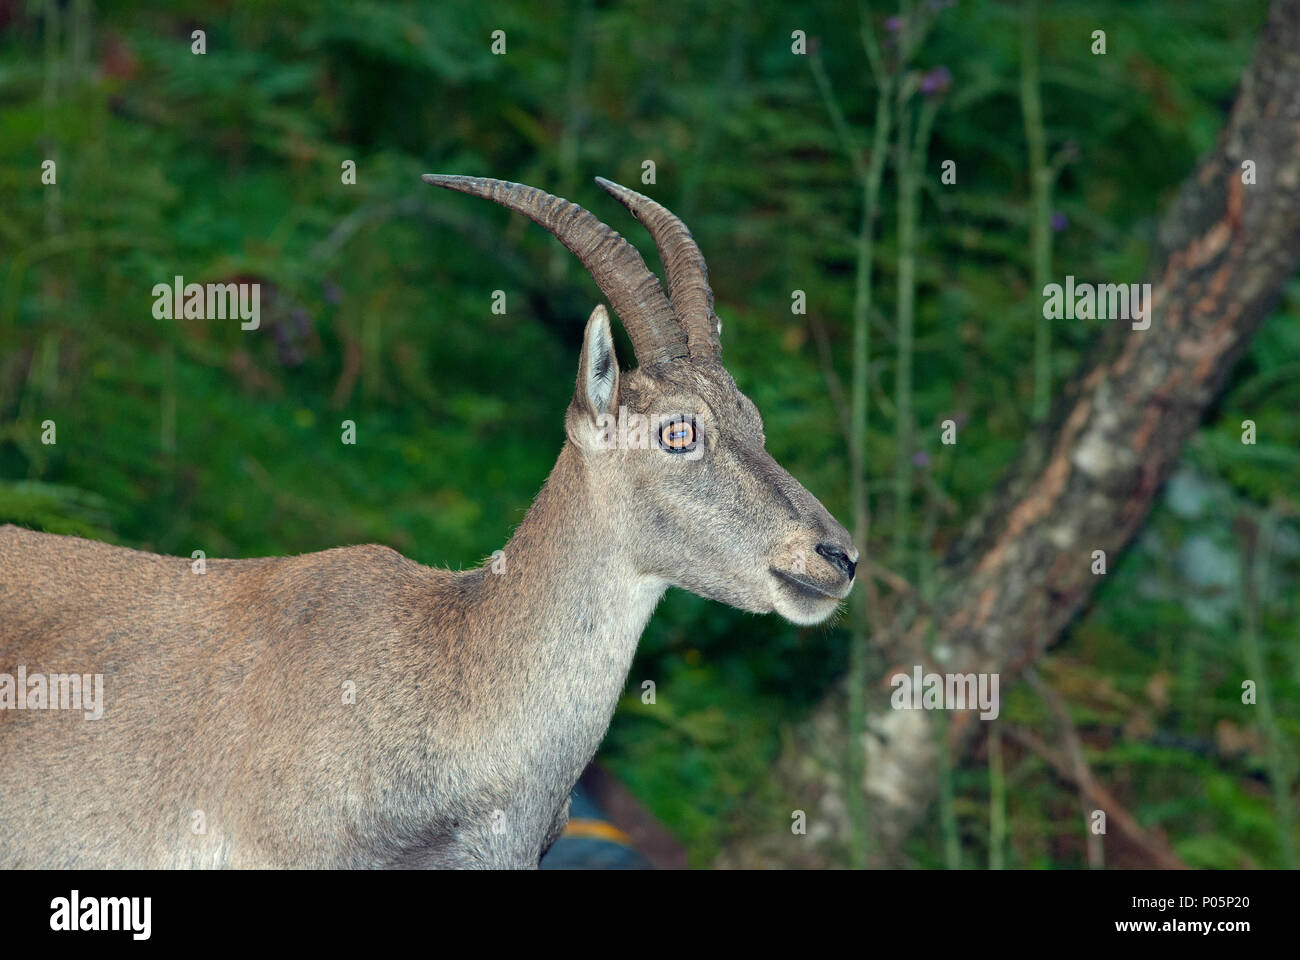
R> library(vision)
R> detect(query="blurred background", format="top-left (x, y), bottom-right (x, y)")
top-left (0, 0), bottom-right (1295, 869)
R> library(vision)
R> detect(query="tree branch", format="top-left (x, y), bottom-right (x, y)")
top-left (1004, 724), bottom-right (1187, 870)
top-left (772, 0), bottom-right (1300, 866)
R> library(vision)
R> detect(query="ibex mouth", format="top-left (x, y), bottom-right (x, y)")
top-left (769, 567), bottom-right (845, 602)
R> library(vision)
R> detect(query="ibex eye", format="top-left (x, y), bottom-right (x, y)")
top-left (658, 416), bottom-right (698, 454)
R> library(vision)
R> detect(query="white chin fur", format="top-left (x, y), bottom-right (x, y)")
top-left (771, 591), bottom-right (840, 626)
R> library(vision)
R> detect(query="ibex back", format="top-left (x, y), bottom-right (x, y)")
top-left (0, 176), bottom-right (857, 868)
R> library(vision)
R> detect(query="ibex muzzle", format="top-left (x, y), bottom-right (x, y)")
top-left (0, 176), bottom-right (856, 868)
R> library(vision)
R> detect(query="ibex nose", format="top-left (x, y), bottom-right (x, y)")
top-left (815, 543), bottom-right (857, 581)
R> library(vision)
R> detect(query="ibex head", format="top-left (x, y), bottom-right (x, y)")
top-left (424, 175), bottom-right (857, 625)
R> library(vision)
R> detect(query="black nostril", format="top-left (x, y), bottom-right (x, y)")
top-left (816, 543), bottom-right (856, 580)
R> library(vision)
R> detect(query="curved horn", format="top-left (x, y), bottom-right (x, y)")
top-left (594, 177), bottom-right (720, 362)
top-left (422, 175), bottom-right (688, 366)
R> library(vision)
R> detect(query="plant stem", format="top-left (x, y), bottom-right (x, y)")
top-left (1239, 510), bottom-right (1297, 869)
top-left (988, 722), bottom-right (1005, 869)
top-left (846, 91), bottom-right (891, 868)
top-left (812, 12), bottom-right (894, 868)
top-left (1021, 0), bottom-right (1052, 423)
top-left (893, 74), bottom-right (914, 573)
top-left (917, 507), bottom-right (959, 868)
top-left (937, 710), bottom-right (961, 868)
top-left (43, 0), bottom-right (62, 239)
top-left (893, 87), bottom-right (939, 574)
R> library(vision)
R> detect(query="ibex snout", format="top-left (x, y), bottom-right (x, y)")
top-left (767, 508), bottom-right (857, 625)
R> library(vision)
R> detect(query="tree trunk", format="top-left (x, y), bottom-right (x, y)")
top-left (771, 0), bottom-right (1300, 867)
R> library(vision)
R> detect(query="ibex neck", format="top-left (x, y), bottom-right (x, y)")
top-left (457, 443), bottom-right (664, 780)
top-left (483, 442), bottom-right (661, 617)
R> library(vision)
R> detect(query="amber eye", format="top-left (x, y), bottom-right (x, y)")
top-left (658, 416), bottom-right (697, 453)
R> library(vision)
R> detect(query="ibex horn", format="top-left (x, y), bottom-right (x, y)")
top-left (594, 177), bottom-right (720, 362)
top-left (423, 175), bottom-right (690, 366)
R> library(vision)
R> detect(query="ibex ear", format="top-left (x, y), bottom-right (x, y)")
top-left (574, 304), bottom-right (620, 420)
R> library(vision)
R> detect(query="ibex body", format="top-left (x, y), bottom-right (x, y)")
top-left (0, 177), bottom-right (856, 868)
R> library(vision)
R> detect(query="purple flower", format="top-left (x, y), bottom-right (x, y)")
top-left (912, 451), bottom-right (930, 468)
top-left (885, 15), bottom-right (904, 32)
top-left (1051, 211), bottom-right (1068, 232)
top-left (920, 66), bottom-right (952, 95)
top-left (323, 282), bottom-right (342, 305)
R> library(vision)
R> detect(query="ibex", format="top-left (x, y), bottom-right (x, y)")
top-left (0, 176), bottom-right (857, 868)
